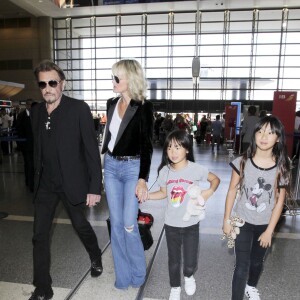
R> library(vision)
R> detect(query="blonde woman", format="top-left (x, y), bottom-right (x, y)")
top-left (101, 59), bottom-right (153, 289)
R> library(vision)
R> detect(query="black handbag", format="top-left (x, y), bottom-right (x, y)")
top-left (106, 209), bottom-right (154, 251)
top-left (137, 209), bottom-right (154, 250)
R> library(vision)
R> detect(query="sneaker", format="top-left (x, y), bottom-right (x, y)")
top-left (184, 275), bottom-right (196, 296)
top-left (245, 284), bottom-right (261, 300)
top-left (169, 287), bottom-right (181, 300)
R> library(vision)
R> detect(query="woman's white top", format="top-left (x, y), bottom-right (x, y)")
top-left (108, 99), bottom-right (122, 152)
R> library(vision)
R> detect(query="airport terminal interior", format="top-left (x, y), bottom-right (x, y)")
top-left (1, 139), bottom-right (300, 300)
top-left (1, 1), bottom-right (300, 300)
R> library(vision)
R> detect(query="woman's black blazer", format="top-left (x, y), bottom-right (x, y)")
top-left (101, 97), bottom-right (153, 180)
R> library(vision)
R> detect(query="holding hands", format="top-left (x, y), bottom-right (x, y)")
top-left (136, 179), bottom-right (148, 203)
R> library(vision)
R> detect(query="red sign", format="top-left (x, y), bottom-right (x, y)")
top-left (272, 91), bottom-right (297, 158)
top-left (0, 100), bottom-right (12, 108)
top-left (224, 105), bottom-right (237, 140)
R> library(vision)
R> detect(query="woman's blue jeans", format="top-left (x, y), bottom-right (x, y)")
top-left (104, 154), bottom-right (146, 289)
top-left (232, 222), bottom-right (268, 300)
top-left (165, 223), bottom-right (199, 287)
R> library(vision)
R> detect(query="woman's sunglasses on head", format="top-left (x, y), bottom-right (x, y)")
top-left (111, 75), bottom-right (120, 84)
top-left (38, 80), bottom-right (61, 89)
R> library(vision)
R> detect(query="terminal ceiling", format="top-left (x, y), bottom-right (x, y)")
top-left (0, 1), bottom-right (299, 19)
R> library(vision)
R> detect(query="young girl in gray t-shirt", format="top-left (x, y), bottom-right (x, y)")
top-left (146, 129), bottom-right (220, 300)
top-left (223, 115), bottom-right (292, 300)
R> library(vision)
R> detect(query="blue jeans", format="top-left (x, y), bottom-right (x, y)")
top-left (232, 222), bottom-right (268, 300)
top-left (104, 154), bottom-right (146, 289)
top-left (165, 223), bottom-right (199, 287)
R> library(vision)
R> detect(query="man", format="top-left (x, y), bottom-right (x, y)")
top-left (211, 115), bottom-right (223, 152)
top-left (16, 100), bottom-right (35, 192)
top-left (241, 105), bottom-right (260, 152)
top-left (12, 105), bottom-right (22, 151)
top-left (12, 105), bottom-right (21, 128)
top-left (29, 60), bottom-right (103, 300)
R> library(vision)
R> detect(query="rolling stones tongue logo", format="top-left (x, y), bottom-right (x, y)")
top-left (170, 186), bottom-right (186, 207)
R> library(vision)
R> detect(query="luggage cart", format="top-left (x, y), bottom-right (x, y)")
top-left (225, 126), bottom-right (236, 158)
top-left (283, 156), bottom-right (300, 216)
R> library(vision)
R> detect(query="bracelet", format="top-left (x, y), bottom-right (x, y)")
top-left (226, 219), bottom-right (231, 224)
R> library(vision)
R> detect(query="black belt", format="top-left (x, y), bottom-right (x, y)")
top-left (107, 150), bottom-right (140, 161)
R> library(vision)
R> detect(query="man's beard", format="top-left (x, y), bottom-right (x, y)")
top-left (44, 97), bottom-right (59, 105)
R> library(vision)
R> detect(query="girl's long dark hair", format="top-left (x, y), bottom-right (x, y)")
top-left (157, 129), bottom-right (194, 174)
top-left (239, 115), bottom-right (292, 198)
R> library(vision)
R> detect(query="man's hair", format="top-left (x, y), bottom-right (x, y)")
top-left (248, 105), bottom-right (257, 116)
top-left (25, 99), bottom-right (32, 106)
top-left (34, 60), bottom-right (66, 81)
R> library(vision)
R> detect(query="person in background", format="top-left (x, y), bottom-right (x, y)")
top-left (161, 114), bottom-right (174, 136)
top-left (223, 116), bottom-right (291, 300)
top-left (12, 105), bottom-right (22, 151)
top-left (259, 110), bottom-right (267, 119)
top-left (12, 105), bottom-right (21, 129)
top-left (221, 113), bottom-right (226, 129)
top-left (29, 60), bottom-right (103, 300)
top-left (101, 59), bottom-right (153, 289)
top-left (100, 113), bottom-right (107, 135)
top-left (199, 115), bottom-right (208, 144)
top-left (211, 114), bottom-right (223, 152)
top-left (16, 100), bottom-right (36, 192)
top-left (293, 110), bottom-right (300, 159)
top-left (205, 116), bottom-right (212, 145)
top-left (175, 114), bottom-right (190, 133)
top-left (154, 113), bottom-right (164, 143)
top-left (0, 108), bottom-right (12, 155)
top-left (294, 110), bottom-right (300, 132)
top-left (241, 106), bottom-right (260, 152)
top-left (221, 113), bottom-right (226, 144)
top-left (93, 113), bottom-right (101, 140)
top-left (146, 129), bottom-right (220, 300)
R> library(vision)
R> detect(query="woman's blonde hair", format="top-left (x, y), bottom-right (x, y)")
top-left (112, 59), bottom-right (147, 102)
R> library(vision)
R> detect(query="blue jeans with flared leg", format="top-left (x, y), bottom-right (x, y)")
top-left (232, 222), bottom-right (268, 300)
top-left (104, 154), bottom-right (146, 289)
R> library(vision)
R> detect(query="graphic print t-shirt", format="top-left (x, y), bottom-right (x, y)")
top-left (230, 156), bottom-right (283, 225)
top-left (157, 161), bottom-right (209, 228)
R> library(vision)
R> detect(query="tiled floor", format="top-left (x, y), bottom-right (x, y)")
top-left (0, 142), bottom-right (300, 300)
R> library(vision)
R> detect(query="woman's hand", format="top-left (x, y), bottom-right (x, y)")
top-left (258, 231), bottom-right (273, 248)
top-left (136, 179), bottom-right (148, 203)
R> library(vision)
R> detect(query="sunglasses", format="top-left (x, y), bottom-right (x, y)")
top-left (38, 80), bottom-right (61, 89)
top-left (111, 75), bottom-right (120, 84)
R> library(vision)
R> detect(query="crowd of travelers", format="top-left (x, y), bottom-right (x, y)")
top-left (153, 112), bottom-right (226, 151)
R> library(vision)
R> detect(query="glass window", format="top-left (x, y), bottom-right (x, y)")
top-left (53, 8), bottom-right (300, 112)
